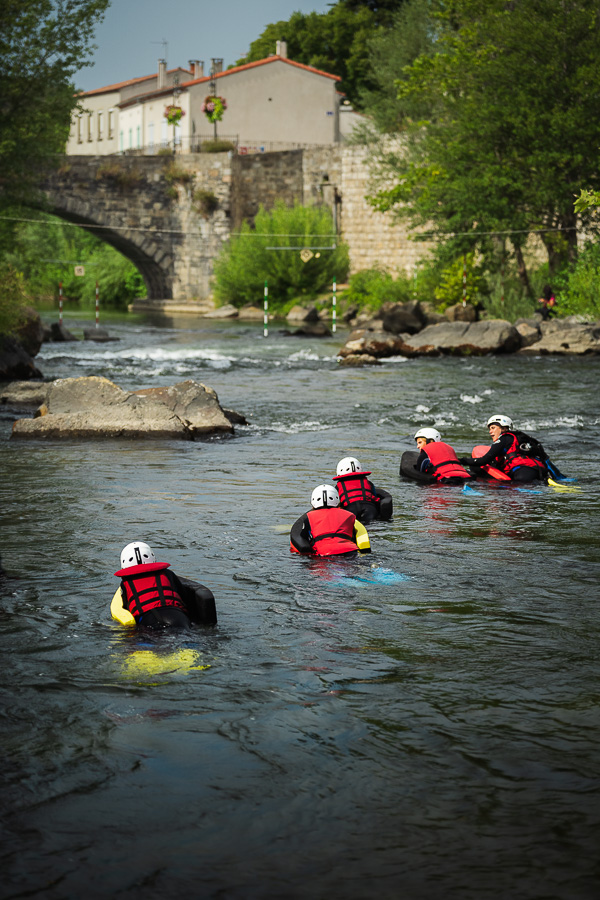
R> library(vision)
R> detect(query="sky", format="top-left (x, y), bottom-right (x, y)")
top-left (75, 0), bottom-right (335, 91)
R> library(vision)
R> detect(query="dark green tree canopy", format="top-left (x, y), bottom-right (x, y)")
top-left (0, 0), bottom-right (109, 210)
top-left (367, 0), bottom-right (600, 280)
top-left (235, 1), bottom-right (408, 106)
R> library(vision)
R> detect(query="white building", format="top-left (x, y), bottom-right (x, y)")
top-left (66, 48), bottom-right (363, 156)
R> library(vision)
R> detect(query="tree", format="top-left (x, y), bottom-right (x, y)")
top-left (367, 0), bottom-right (600, 288)
top-left (235, 2), bottom-right (408, 107)
top-left (0, 0), bottom-right (109, 211)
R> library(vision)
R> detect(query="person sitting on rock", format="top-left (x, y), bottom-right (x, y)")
top-left (460, 415), bottom-right (547, 483)
top-left (414, 428), bottom-right (473, 484)
top-left (332, 457), bottom-right (393, 523)
top-left (290, 484), bottom-right (370, 556)
top-left (112, 541), bottom-right (216, 627)
top-left (538, 284), bottom-right (557, 321)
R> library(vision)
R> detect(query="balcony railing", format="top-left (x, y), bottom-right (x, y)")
top-left (116, 134), bottom-right (334, 157)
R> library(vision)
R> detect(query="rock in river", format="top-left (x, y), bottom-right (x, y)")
top-left (10, 377), bottom-right (240, 440)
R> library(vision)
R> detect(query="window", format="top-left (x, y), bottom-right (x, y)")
top-left (128, 127), bottom-right (132, 149)
top-left (148, 122), bottom-right (154, 148)
top-left (136, 125), bottom-right (141, 148)
top-left (97, 111), bottom-right (103, 140)
top-left (87, 113), bottom-right (93, 141)
top-left (108, 109), bottom-right (115, 139)
top-left (77, 116), bottom-right (83, 143)
top-left (119, 130), bottom-right (124, 152)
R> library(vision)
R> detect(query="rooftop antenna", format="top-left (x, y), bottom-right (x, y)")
top-left (151, 38), bottom-right (168, 63)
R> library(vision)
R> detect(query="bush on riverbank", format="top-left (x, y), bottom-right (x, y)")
top-left (554, 242), bottom-right (600, 320)
top-left (0, 264), bottom-right (29, 336)
top-left (212, 202), bottom-right (349, 310)
top-left (6, 213), bottom-right (146, 312)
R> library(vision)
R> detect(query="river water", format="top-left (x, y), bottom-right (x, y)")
top-left (1, 314), bottom-right (599, 899)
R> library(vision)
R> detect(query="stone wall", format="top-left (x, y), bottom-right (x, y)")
top-left (42, 148), bottom-right (435, 306)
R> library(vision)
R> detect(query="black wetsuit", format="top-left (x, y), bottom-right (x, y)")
top-left (465, 433), bottom-right (547, 483)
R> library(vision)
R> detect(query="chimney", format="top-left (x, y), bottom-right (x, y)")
top-left (210, 58), bottom-right (223, 76)
top-left (276, 40), bottom-right (288, 59)
top-left (158, 58), bottom-right (167, 89)
top-left (189, 59), bottom-right (204, 79)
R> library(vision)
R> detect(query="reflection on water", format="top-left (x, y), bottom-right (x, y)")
top-left (1, 315), bottom-right (599, 899)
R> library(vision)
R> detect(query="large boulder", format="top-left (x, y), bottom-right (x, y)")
top-left (11, 377), bottom-right (237, 440)
top-left (15, 307), bottom-right (45, 357)
top-left (338, 329), bottom-right (408, 359)
top-left (286, 304), bottom-right (319, 324)
top-left (376, 300), bottom-right (426, 335)
top-left (445, 303), bottom-right (478, 323)
top-left (0, 335), bottom-right (43, 380)
top-left (398, 319), bottom-right (521, 356)
top-left (50, 322), bottom-right (78, 342)
top-left (519, 319), bottom-right (600, 355)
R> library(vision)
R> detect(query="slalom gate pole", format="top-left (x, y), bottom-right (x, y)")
top-left (59, 282), bottom-right (63, 324)
top-left (95, 281), bottom-right (100, 328)
top-left (462, 255), bottom-right (467, 307)
top-left (263, 280), bottom-right (268, 337)
top-left (332, 277), bottom-right (337, 334)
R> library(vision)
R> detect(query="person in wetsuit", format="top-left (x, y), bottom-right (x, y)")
top-left (114, 541), bottom-right (216, 627)
top-left (460, 415), bottom-right (547, 483)
top-left (413, 428), bottom-right (473, 484)
top-left (333, 456), bottom-right (393, 523)
top-left (290, 484), bottom-right (367, 557)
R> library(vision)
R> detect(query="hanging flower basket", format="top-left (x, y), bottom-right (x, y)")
top-left (201, 95), bottom-right (227, 124)
top-left (164, 105), bottom-right (185, 126)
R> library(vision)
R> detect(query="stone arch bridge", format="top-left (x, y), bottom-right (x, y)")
top-left (42, 150), bottom-right (424, 307)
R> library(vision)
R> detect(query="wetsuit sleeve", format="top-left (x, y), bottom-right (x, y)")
top-left (469, 435), bottom-right (511, 467)
top-left (416, 449), bottom-right (432, 472)
top-left (373, 486), bottom-right (393, 519)
top-left (290, 513), bottom-right (313, 554)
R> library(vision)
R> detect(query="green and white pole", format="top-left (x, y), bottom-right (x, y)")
top-left (332, 277), bottom-right (337, 334)
top-left (263, 280), bottom-right (268, 337)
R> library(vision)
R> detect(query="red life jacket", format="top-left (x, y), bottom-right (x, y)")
top-left (502, 432), bottom-right (547, 475)
top-left (113, 561), bottom-right (186, 620)
top-left (333, 471), bottom-right (378, 507)
top-left (424, 441), bottom-right (471, 481)
top-left (289, 507), bottom-right (358, 556)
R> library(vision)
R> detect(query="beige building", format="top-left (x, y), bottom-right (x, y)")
top-left (66, 49), bottom-right (363, 156)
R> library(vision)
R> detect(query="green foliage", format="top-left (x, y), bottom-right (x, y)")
top-left (360, 0), bottom-right (437, 133)
top-left (213, 202), bottom-right (349, 309)
top-left (6, 213), bottom-right (145, 311)
top-left (192, 189), bottom-right (219, 218)
top-left (574, 189), bottom-right (600, 214)
top-left (555, 242), bottom-right (600, 320)
top-left (163, 162), bottom-right (194, 186)
top-left (434, 254), bottom-right (488, 310)
top-left (96, 162), bottom-right (145, 191)
top-left (235, 2), bottom-right (406, 107)
top-left (0, 263), bottom-right (29, 335)
top-left (0, 0), bottom-right (110, 210)
top-left (200, 140), bottom-right (236, 154)
top-left (366, 0), bottom-right (600, 283)
top-left (343, 267), bottom-right (413, 310)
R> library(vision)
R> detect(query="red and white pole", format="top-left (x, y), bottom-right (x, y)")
top-left (59, 281), bottom-right (63, 324)
top-left (263, 280), bottom-right (268, 338)
top-left (95, 281), bottom-right (100, 328)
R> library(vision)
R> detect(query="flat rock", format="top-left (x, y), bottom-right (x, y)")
top-left (237, 305), bottom-right (264, 320)
top-left (338, 353), bottom-right (380, 366)
top-left (11, 376), bottom-right (236, 440)
top-left (83, 327), bottom-right (119, 342)
top-left (203, 304), bottom-right (239, 318)
top-left (1, 381), bottom-right (51, 406)
top-left (520, 320), bottom-right (600, 354)
top-left (286, 304), bottom-right (319, 324)
top-left (338, 330), bottom-right (408, 359)
top-left (399, 319), bottom-right (520, 356)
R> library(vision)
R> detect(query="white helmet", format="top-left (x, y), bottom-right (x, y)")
top-left (336, 456), bottom-right (361, 476)
top-left (487, 414), bottom-right (513, 429)
top-left (311, 484), bottom-right (340, 509)
top-left (414, 427), bottom-right (441, 443)
top-left (120, 541), bottom-right (156, 569)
